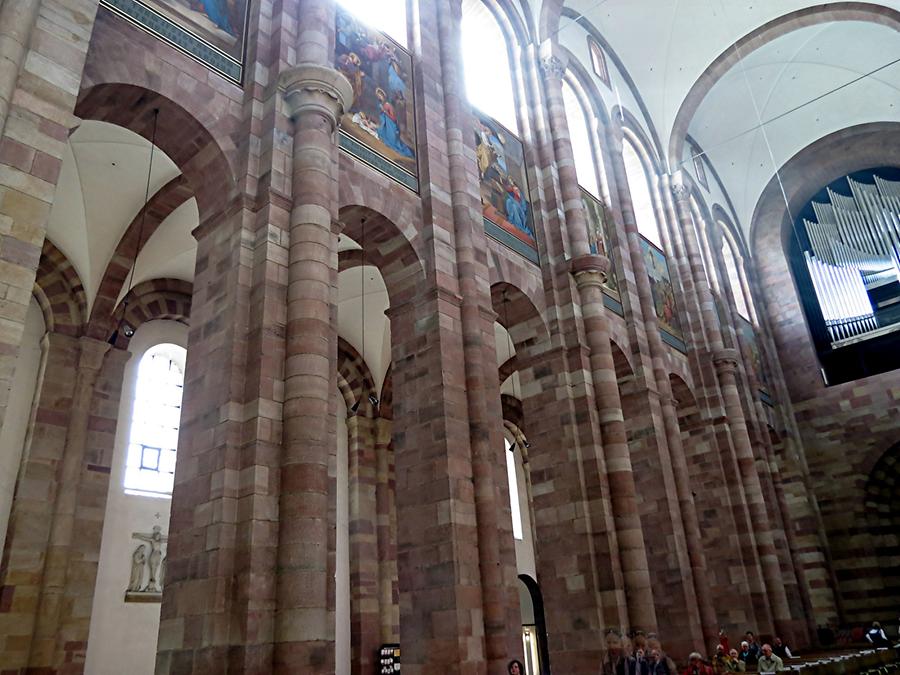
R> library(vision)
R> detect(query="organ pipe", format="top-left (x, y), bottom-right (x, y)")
top-left (802, 175), bottom-right (900, 345)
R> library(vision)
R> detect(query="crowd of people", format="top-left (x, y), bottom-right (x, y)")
top-left (505, 620), bottom-right (899, 675)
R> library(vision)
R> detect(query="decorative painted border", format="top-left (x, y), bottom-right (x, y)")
top-left (603, 293), bottom-right (623, 316)
top-left (339, 133), bottom-right (419, 193)
top-left (484, 219), bottom-right (540, 265)
top-left (660, 329), bottom-right (687, 353)
top-left (100, 0), bottom-right (246, 84)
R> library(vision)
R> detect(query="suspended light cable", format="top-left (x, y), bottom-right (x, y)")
top-left (109, 108), bottom-right (159, 345)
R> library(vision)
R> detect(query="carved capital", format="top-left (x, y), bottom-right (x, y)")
top-left (571, 253), bottom-right (611, 283)
top-left (712, 347), bottom-right (740, 373)
top-left (572, 253), bottom-right (610, 291)
top-left (671, 182), bottom-right (691, 202)
top-left (540, 55), bottom-right (566, 81)
top-left (280, 63), bottom-right (354, 128)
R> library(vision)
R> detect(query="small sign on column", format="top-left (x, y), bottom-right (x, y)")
top-left (378, 643), bottom-right (400, 673)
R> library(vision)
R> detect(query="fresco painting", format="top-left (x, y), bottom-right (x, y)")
top-left (581, 188), bottom-right (619, 300)
top-left (737, 316), bottom-right (769, 391)
top-left (335, 8), bottom-right (418, 182)
top-left (640, 237), bottom-right (684, 344)
top-left (144, 0), bottom-right (248, 60)
top-left (473, 111), bottom-right (537, 256)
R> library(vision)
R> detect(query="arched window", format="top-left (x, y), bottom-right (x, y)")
top-left (505, 436), bottom-right (524, 540)
top-left (562, 78), bottom-right (600, 198)
top-left (124, 343), bottom-right (186, 497)
top-left (721, 229), bottom-right (752, 321)
top-left (622, 138), bottom-right (663, 247)
top-left (336, 0), bottom-right (407, 46)
top-left (461, 0), bottom-right (519, 133)
top-left (587, 36), bottom-right (610, 88)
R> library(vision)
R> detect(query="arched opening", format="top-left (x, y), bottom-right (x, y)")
top-left (622, 138), bottom-right (663, 248)
top-left (461, 0), bottom-right (519, 133)
top-left (85, 320), bottom-right (188, 675)
top-left (123, 343), bottom-right (186, 497)
top-left (518, 574), bottom-right (551, 675)
top-left (863, 443), bottom-right (900, 616)
top-left (336, 0), bottom-right (407, 46)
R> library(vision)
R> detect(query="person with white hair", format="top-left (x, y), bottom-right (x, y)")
top-left (757, 644), bottom-right (784, 673)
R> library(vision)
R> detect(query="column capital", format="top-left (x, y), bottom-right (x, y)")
top-left (540, 54), bottom-right (567, 81)
top-left (279, 62), bottom-right (354, 128)
top-left (77, 336), bottom-right (111, 373)
top-left (571, 253), bottom-right (610, 288)
top-left (712, 347), bottom-right (741, 373)
top-left (670, 178), bottom-right (691, 203)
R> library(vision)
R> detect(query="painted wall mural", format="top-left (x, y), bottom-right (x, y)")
top-left (101, 0), bottom-right (250, 82)
top-left (640, 237), bottom-right (685, 350)
top-left (474, 111), bottom-right (538, 264)
top-left (581, 188), bottom-right (620, 306)
top-left (737, 316), bottom-right (769, 394)
top-left (335, 7), bottom-right (418, 191)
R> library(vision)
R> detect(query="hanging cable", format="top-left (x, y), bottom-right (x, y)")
top-left (109, 108), bottom-right (159, 345)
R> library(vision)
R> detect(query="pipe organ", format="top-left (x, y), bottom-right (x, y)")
top-left (802, 175), bottom-right (900, 346)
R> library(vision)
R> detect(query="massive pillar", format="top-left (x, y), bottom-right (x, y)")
top-left (0, 0), bottom-right (100, 460)
top-left (431, 2), bottom-right (522, 669)
top-left (604, 123), bottom-right (716, 652)
top-left (540, 50), bottom-right (657, 636)
top-left (276, 54), bottom-right (352, 671)
top-left (670, 182), bottom-right (794, 638)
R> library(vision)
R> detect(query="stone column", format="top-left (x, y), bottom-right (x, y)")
top-left (0, 0), bottom-right (41, 136)
top-left (373, 416), bottom-right (398, 645)
top-left (540, 50), bottom-right (657, 635)
top-left (659, 176), bottom-right (774, 633)
top-left (276, 57), bottom-right (352, 672)
top-left (29, 336), bottom-right (110, 669)
top-left (346, 410), bottom-right (379, 674)
top-left (0, 0), bottom-right (100, 444)
top-left (604, 123), bottom-right (717, 650)
top-left (670, 182), bottom-right (794, 637)
top-left (431, 2), bottom-right (522, 668)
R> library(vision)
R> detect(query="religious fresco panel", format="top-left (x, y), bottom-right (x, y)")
top-left (581, 188), bottom-right (621, 310)
top-left (100, 0), bottom-right (250, 82)
top-left (335, 7), bottom-right (419, 192)
top-left (640, 236), bottom-right (685, 351)
top-left (737, 316), bottom-right (770, 397)
top-left (473, 111), bottom-right (538, 264)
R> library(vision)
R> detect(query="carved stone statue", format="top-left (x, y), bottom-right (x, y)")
top-left (128, 544), bottom-right (146, 592)
top-left (130, 525), bottom-right (168, 594)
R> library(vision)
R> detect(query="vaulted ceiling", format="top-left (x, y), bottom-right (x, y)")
top-left (517, 0), bottom-right (900, 241)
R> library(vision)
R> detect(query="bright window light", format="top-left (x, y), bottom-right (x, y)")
top-left (124, 344), bottom-right (186, 498)
top-left (462, 2), bottom-right (519, 133)
top-left (562, 79), bottom-right (601, 198)
top-left (336, 0), bottom-right (407, 47)
top-left (723, 236), bottom-right (751, 320)
top-left (623, 139), bottom-right (663, 247)
top-left (505, 437), bottom-right (523, 540)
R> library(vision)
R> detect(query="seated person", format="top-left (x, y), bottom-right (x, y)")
top-left (757, 644), bottom-right (784, 673)
top-left (772, 637), bottom-right (793, 660)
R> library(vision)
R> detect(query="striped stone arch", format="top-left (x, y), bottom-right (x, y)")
top-left (87, 174), bottom-right (195, 341)
top-left (34, 239), bottom-right (87, 337)
top-left (669, 373), bottom-right (703, 430)
top-left (500, 393), bottom-right (524, 431)
top-left (337, 336), bottom-right (377, 416)
top-left (111, 278), bottom-right (192, 349)
top-left (863, 442), bottom-right (900, 609)
top-left (380, 364), bottom-right (392, 421)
